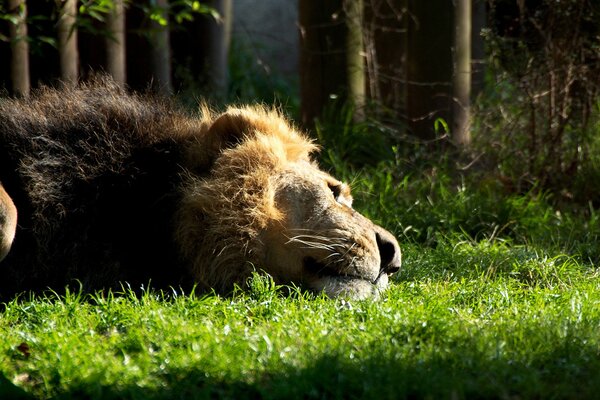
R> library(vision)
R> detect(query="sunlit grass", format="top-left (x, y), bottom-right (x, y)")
top-left (2, 243), bottom-right (600, 399)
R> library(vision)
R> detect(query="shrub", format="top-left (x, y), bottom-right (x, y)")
top-left (476, 0), bottom-right (600, 202)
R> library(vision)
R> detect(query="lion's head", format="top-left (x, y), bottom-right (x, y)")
top-left (176, 106), bottom-right (401, 299)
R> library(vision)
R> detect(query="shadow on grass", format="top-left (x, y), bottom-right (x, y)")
top-left (0, 373), bottom-right (34, 399)
top-left (42, 342), bottom-right (600, 400)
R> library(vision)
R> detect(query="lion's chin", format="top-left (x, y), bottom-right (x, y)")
top-left (310, 274), bottom-right (389, 300)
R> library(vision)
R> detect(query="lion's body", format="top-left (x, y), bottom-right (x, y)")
top-left (0, 82), bottom-right (196, 295)
top-left (0, 79), bottom-right (401, 299)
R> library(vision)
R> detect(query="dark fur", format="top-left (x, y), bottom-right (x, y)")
top-left (0, 80), bottom-right (205, 297)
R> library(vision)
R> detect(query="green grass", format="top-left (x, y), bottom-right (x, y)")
top-left (2, 259), bottom-right (600, 399)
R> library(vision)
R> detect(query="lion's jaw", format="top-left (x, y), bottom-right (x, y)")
top-left (259, 163), bottom-right (401, 300)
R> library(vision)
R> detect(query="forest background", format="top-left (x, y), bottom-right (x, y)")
top-left (3, 0), bottom-right (600, 200)
top-left (2, 1), bottom-right (600, 398)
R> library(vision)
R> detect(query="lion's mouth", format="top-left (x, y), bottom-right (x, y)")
top-left (303, 256), bottom-right (385, 285)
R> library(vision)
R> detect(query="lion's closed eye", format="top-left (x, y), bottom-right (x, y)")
top-left (328, 182), bottom-right (342, 199)
top-left (327, 182), bottom-right (352, 207)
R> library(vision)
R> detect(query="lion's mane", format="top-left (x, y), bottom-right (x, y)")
top-left (0, 79), bottom-right (317, 296)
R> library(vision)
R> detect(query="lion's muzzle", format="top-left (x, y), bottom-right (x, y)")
top-left (298, 224), bottom-right (401, 299)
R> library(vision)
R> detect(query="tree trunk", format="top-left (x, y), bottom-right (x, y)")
top-left (452, 0), bottom-right (471, 146)
top-left (206, 0), bottom-right (232, 98)
top-left (149, 0), bottom-right (173, 95)
top-left (8, 0), bottom-right (30, 97)
top-left (405, 0), bottom-right (453, 139)
top-left (299, 0), bottom-right (365, 128)
top-left (346, 0), bottom-right (365, 117)
top-left (57, 0), bottom-right (79, 86)
top-left (106, 0), bottom-right (126, 85)
top-left (471, 0), bottom-right (486, 98)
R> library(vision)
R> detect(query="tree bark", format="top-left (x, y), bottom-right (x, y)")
top-left (206, 0), bottom-right (232, 98)
top-left (452, 0), bottom-right (471, 146)
top-left (299, 0), bottom-right (365, 128)
top-left (346, 0), bottom-right (365, 116)
top-left (405, 0), bottom-right (453, 139)
top-left (57, 0), bottom-right (79, 86)
top-left (106, 0), bottom-right (126, 85)
top-left (471, 0), bottom-right (486, 98)
top-left (149, 0), bottom-right (173, 95)
top-left (8, 0), bottom-right (30, 97)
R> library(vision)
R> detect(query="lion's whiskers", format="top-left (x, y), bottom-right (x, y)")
top-left (323, 252), bottom-right (342, 260)
top-left (284, 232), bottom-right (361, 272)
top-left (286, 238), bottom-right (336, 252)
top-left (285, 234), bottom-right (347, 253)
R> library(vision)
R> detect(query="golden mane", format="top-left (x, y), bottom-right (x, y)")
top-left (176, 105), bottom-right (320, 290)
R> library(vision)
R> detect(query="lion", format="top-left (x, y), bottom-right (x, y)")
top-left (0, 79), bottom-right (401, 299)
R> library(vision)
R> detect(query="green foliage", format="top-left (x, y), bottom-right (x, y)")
top-left (0, 2), bottom-right (25, 27)
top-left (0, 2), bottom-right (27, 43)
top-left (77, 0), bottom-right (217, 25)
top-left (78, 0), bottom-right (115, 22)
top-left (0, 0), bottom-right (217, 44)
top-left (315, 103), bottom-right (396, 169)
top-left (140, 1), bottom-right (219, 26)
top-left (227, 39), bottom-right (299, 112)
top-left (476, 0), bottom-right (600, 201)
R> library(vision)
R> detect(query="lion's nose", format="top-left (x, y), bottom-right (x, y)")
top-left (375, 227), bottom-right (401, 274)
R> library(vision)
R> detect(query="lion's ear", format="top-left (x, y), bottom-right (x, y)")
top-left (204, 109), bottom-right (257, 154)
top-left (186, 109), bottom-right (261, 171)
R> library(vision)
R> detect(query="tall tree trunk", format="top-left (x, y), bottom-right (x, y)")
top-left (149, 0), bottom-right (172, 95)
top-left (57, 0), bottom-right (79, 86)
top-left (405, 0), bottom-right (453, 139)
top-left (346, 0), bottom-right (365, 117)
top-left (299, 0), bottom-right (365, 128)
top-left (206, 0), bottom-right (232, 98)
top-left (471, 0), bottom-right (486, 98)
top-left (8, 0), bottom-right (30, 97)
top-left (452, 0), bottom-right (471, 145)
top-left (106, 0), bottom-right (126, 85)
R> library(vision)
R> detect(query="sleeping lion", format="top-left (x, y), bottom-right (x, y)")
top-left (0, 79), bottom-right (401, 299)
